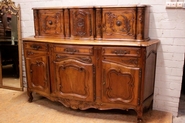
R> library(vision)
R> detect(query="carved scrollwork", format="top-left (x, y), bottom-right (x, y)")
top-left (121, 58), bottom-right (138, 66)
top-left (55, 54), bottom-right (68, 59)
top-left (58, 98), bottom-right (104, 110)
top-left (0, 0), bottom-right (19, 15)
top-left (72, 10), bottom-right (91, 37)
top-left (103, 11), bottom-right (135, 37)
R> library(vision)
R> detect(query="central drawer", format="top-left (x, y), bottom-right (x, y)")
top-left (52, 45), bottom-right (94, 55)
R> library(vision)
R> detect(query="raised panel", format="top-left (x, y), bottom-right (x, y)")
top-left (37, 9), bottom-right (64, 37)
top-left (70, 8), bottom-right (94, 39)
top-left (102, 8), bottom-right (136, 40)
top-left (54, 59), bottom-right (94, 101)
top-left (26, 56), bottom-right (50, 93)
top-left (102, 61), bottom-right (140, 105)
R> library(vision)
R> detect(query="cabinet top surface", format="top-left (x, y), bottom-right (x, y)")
top-left (23, 36), bottom-right (159, 47)
top-left (32, 4), bottom-right (148, 9)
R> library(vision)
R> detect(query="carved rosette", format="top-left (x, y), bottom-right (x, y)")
top-left (43, 13), bottom-right (61, 34)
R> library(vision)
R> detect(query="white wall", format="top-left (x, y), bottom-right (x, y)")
top-left (14, 0), bottom-right (185, 116)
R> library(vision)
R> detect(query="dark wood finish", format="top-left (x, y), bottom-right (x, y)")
top-left (24, 5), bottom-right (159, 122)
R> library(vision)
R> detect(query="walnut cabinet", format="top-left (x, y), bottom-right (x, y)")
top-left (23, 5), bottom-right (159, 122)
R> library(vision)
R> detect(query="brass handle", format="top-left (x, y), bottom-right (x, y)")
top-left (64, 48), bottom-right (79, 55)
top-left (31, 45), bottom-right (40, 50)
top-left (112, 50), bottom-right (130, 55)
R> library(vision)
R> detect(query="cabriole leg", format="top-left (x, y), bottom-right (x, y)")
top-left (27, 89), bottom-right (33, 102)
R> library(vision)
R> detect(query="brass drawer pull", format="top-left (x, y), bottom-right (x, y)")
top-left (31, 45), bottom-right (41, 50)
top-left (112, 50), bottom-right (130, 55)
top-left (64, 48), bottom-right (79, 55)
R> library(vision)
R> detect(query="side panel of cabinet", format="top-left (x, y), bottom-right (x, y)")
top-left (25, 55), bottom-right (50, 94)
top-left (51, 55), bottom-right (94, 102)
top-left (102, 61), bottom-right (141, 106)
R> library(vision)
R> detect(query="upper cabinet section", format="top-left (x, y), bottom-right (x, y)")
top-left (33, 5), bottom-right (150, 41)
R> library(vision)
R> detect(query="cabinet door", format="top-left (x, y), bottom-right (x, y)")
top-left (53, 57), bottom-right (94, 101)
top-left (102, 61), bottom-right (141, 106)
top-left (102, 8), bottom-right (136, 40)
top-left (70, 8), bottom-right (94, 39)
top-left (34, 9), bottom-right (64, 37)
top-left (25, 56), bottom-right (50, 94)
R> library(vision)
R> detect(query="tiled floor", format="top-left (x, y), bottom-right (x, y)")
top-left (173, 94), bottom-right (185, 123)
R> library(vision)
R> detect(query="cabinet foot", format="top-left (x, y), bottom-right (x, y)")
top-left (27, 91), bottom-right (33, 102)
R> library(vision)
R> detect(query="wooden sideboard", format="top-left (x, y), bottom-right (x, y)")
top-left (23, 5), bottom-right (159, 122)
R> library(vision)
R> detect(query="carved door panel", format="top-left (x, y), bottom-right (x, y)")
top-left (102, 8), bottom-right (136, 40)
top-left (102, 61), bottom-right (141, 106)
top-left (70, 8), bottom-right (94, 39)
top-left (36, 9), bottom-right (64, 37)
top-left (25, 56), bottom-right (50, 94)
top-left (53, 57), bottom-right (94, 101)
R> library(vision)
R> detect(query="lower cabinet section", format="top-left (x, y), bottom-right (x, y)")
top-left (24, 41), bottom-right (158, 122)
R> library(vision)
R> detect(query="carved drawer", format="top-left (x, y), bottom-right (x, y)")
top-left (102, 47), bottom-right (141, 57)
top-left (33, 9), bottom-right (64, 38)
top-left (70, 8), bottom-right (94, 40)
top-left (24, 42), bottom-right (48, 57)
top-left (24, 42), bottom-right (48, 51)
top-left (52, 45), bottom-right (94, 55)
